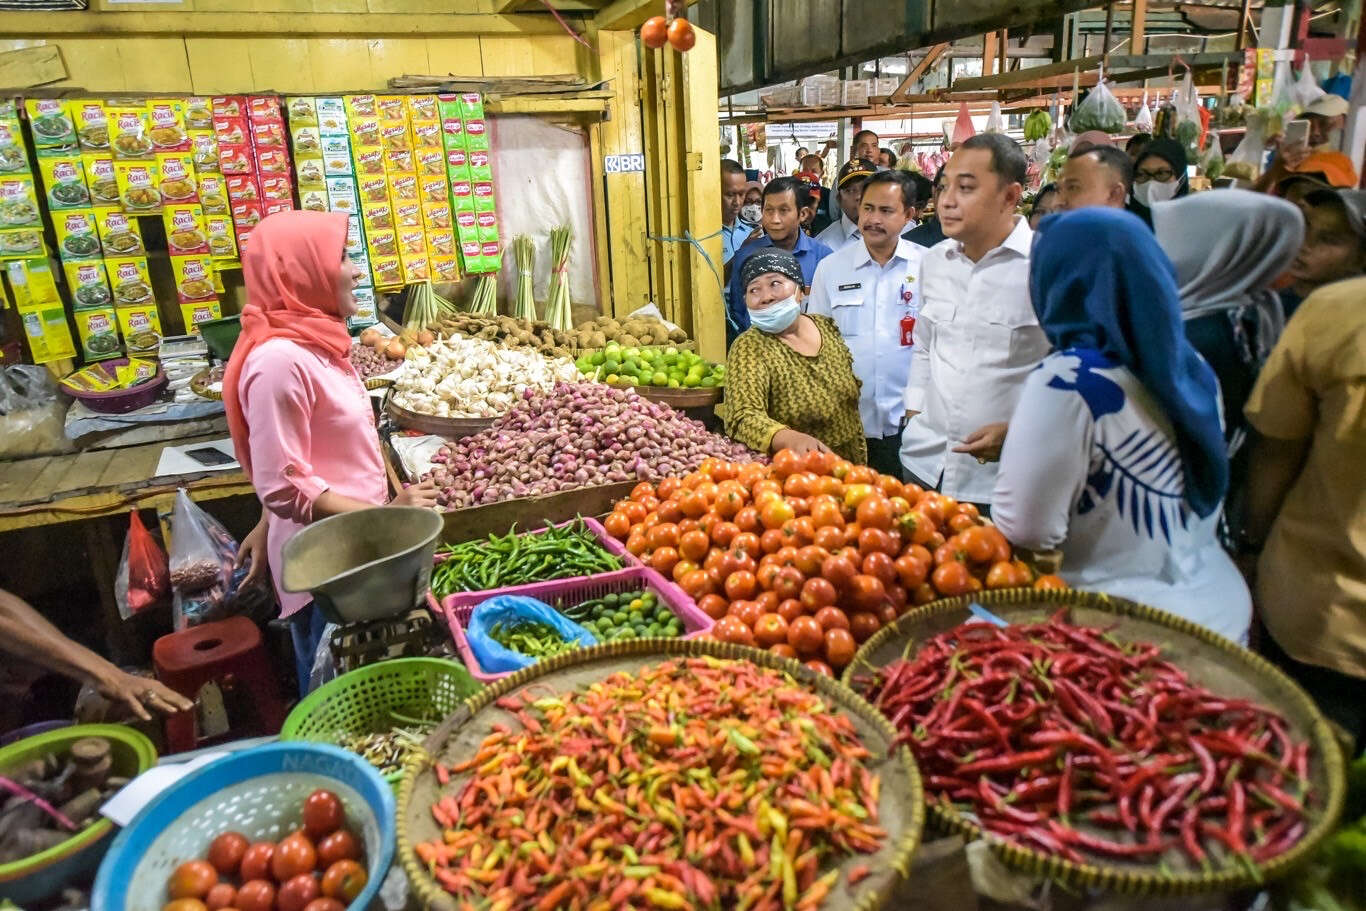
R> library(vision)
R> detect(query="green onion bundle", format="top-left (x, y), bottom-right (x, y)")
top-left (468, 273), bottom-right (497, 316)
top-left (512, 235), bottom-right (537, 323)
top-left (543, 225), bottom-right (573, 332)
top-left (404, 280), bottom-right (457, 331)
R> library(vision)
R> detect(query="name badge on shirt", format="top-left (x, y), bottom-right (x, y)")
top-left (836, 282), bottom-right (862, 293)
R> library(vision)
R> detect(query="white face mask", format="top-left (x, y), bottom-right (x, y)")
top-left (1135, 179), bottom-right (1179, 207)
top-left (740, 203), bottom-right (762, 224)
top-left (749, 295), bottom-right (801, 334)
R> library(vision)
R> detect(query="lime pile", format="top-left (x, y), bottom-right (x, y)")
top-left (560, 589), bottom-right (685, 641)
top-left (576, 344), bottom-right (725, 389)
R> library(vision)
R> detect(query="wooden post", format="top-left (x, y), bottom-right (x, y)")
top-left (1130, 0), bottom-right (1148, 54)
top-left (998, 29), bottom-right (1008, 75)
top-left (982, 31), bottom-right (998, 77)
top-left (1236, 0), bottom-right (1254, 51)
top-left (1103, 1), bottom-right (1115, 61)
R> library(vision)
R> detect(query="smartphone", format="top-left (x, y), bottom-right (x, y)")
top-left (185, 446), bottom-right (236, 467)
top-left (1284, 118), bottom-right (1310, 147)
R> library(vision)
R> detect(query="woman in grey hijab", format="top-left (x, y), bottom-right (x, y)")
top-left (1151, 190), bottom-right (1304, 447)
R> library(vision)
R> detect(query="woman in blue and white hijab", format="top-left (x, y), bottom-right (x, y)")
top-left (992, 208), bottom-right (1252, 643)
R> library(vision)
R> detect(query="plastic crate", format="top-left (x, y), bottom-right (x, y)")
top-left (439, 567), bottom-right (715, 683)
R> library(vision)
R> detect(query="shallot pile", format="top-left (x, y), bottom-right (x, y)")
top-left (392, 335), bottom-right (579, 419)
top-left (423, 382), bottom-right (758, 509)
top-left (349, 343), bottom-right (404, 380)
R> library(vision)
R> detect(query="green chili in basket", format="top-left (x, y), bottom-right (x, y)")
top-left (431, 518), bottom-right (622, 597)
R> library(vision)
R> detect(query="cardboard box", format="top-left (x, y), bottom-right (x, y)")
top-left (53, 210), bottom-right (101, 262)
top-left (113, 160), bottom-right (162, 213)
top-left (72, 305), bottom-right (122, 361)
top-left (95, 207), bottom-right (145, 257)
top-left (36, 156), bottom-right (91, 211)
top-left (163, 203), bottom-right (209, 256)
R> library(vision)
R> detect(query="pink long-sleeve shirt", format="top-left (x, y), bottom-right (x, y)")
top-left (239, 338), bottom-right (388, 617)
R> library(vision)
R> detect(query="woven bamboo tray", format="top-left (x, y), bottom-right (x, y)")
top-left (397, 639), bottom-right (924, 911)
top-left (843, 588), bottom-right (1347, 896)
top-left (188, 368), bottom-right (222, 401)
top-left (385, 397), bottom-right (495, 439)
top-left (632, 384), bottom-right (723, 408)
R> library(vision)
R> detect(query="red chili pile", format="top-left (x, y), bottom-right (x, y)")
top-left (855, 610), bottom-right (1313, 871)
top-left (416, 657), bottom-right (887, 911)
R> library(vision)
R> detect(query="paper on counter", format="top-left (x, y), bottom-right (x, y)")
top-left (100, 751), bottom-right (229, 827)
top-left (390, 432), bottom-right (447, 480)
top-left (154, 438), bottom-right (239, 477)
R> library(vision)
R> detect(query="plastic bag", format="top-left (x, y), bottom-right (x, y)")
top-left (466, 595), bottom-right (597, 673)
top-left (1173, 71), bottom-right (1203, 157)
top-left (1201, 131), bottom-right (1226, 180)
top-left (0, 365), bottom-right (74, 460)
top-left (1268, 62), bottom-right (1297, 117)
top-left (950, 102), bottom-right (976, 146)
top-left (1292, 64), bottom-right (1326, 109)
top-left (115, 511), bottom-right (169, 620)
top-left (984, 101), bottom-right (1005, 134)
top-left (1134, 91), bottom-right (1154, 133)
top-left (1225, 110), bottom-right (1270, 181)
top-left (167, 488), bottom-right (240, 628)
top-left (1070, 76), bottom-right (1126, 134)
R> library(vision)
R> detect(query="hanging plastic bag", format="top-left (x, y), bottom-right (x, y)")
top-left (1225, 110), bottom-right (1270, 181)
top-left (1292, 64), bottom-right (1326, 109)
top-left (984, 101), bottom-right (1005, 134)
top-left (950, 102), bottom-right (976, 146)
top-left (1173, 70), bottom-right (1203, 157)
top-left (168, 489), bottom-right (237, 593)
top-left (1031, 137), bottom-right (1052, 168)
top-left (1134, 91), bottom-right (1154, 133)
top-left (115, 510), bottom-right (170, 620)
top-left (1201, 131), bottom-right (1226, 180)
top-left (465, 595), bottom-right (597, 673)
top-left (1268, 61), bottom-right (1297, 118)
top-left (1070, 74), bottom-right (1126, 134)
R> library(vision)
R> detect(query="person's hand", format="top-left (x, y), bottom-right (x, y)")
top-left (391, 478), bottom-right (440, 508)
top-left (1277, 140), bottom-right (1310, 170)
top-left (953, 422), bottom-right (1009, 463)
top-left (97, 669), bottom-right (193, 722)
top-left (234, 518), bottom-right (269, 588)
top-left (772, 429), bottom-right (833, 456)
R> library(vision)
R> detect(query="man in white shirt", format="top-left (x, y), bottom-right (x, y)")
top-left (901, 132), bottom-right (1050, 506)
top-left (808, 170), bottom-right (924, 477)
top-left (815, 157), bottom-right (877, 250)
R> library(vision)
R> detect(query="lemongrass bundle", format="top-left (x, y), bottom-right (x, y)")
top-left (468, 274), bottom-right (497, 316)
top-left (512, 235), bottom-right (537, 323)
top-left (404, 280), bottom-right (459, 330)
top-left (543, 225), bottom-right (573, 332)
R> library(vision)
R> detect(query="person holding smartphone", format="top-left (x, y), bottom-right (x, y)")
top-left (223, 211), bottom-right (438, 692)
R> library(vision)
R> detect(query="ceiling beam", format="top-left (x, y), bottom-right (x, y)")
top-left (890, 43), bottom-right (949, 103)
top-left (594, 0), bottom-right (700, 31)
top-left (0, 10), bottom-right (567, 37)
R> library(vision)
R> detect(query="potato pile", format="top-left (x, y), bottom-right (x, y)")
top-left (428, 313), bottom-right (693, 359)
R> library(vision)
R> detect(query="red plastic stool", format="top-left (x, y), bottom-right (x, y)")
top-left (153, 616), bottom-right (287, 753)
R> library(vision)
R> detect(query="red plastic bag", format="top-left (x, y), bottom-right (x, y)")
top-left (951, 103), bottom-right (977, 147)
top-left (115, 510), bottom-right (169, 619)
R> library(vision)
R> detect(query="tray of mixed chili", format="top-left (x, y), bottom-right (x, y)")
top-left (844, 588), bottom-right (1346, 896)
top-left (397, 639), bottom-right (923, 911)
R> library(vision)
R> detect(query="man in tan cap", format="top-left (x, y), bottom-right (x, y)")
top-left (1301, 93), bottom-right (1350, 151)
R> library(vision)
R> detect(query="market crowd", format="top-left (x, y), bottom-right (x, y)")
top-left (718, 105), bottom-right (1366, 749)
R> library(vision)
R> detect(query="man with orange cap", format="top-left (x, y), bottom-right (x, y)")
top-left (1274, 151), bottom-right (1359, 214)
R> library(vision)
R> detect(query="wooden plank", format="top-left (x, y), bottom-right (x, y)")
top-left (95, 443), bottom-right (165, 488)
top-left (890, 43), bottom-right (948, 103)
top-left (0, 11), bottom-right (567, 36)
top-left (951, 54), bottom-right (1100, 92)
top-left (307, 37), bottom-right (375, 91)
top-left (367, 36), bottom-right (432, 85)
top-left (186, 37), bottom-right (254, 94)
top-left (53, 449), bottom-right (119, 497)
top-left (586, 122), bottom-right (612, 318)
top-left (423, 37), bottom-right (485, 78)
top-left (1131, 0), bottom-right (1148, 54)
top-left (484, 96), bottom-right (608, 116)
top-left (0, 456), bottom-right (53, 507)
top-left (680, 26), bottom-right (724, 363)
top-left (24, 457), bottom-right (81, 507)
top-left (981, 31), bottom-right (998, 77)
top-left (248, 37), bottom-right (316, 93)
top-left (116, 37), bottom-right (194, 91)
top-left (0, 45), bottom-right (67, 88)
top-left (478, 35), bottom-right (581, 77)
top-left (597, 30), bottom-right (651, 319)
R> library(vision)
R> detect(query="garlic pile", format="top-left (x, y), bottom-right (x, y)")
top-left (392, 334), bottom-right (580, 419)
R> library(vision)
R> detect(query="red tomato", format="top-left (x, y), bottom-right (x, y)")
top-left (759, 498), bottom-right (796, 530)
top-left (671, 559), bottom-right (697, 584)
top-left (163, 900), bottom-right (208, 911)
top-left (235, 881), bottom-right (275, 911)
top-left (207, 832), bottom-right (249, 877)
top-left (799, 576), bottom-right (837, 612)
top-left (631, 481), bottom-right (656, 501)
top-left (1034, 574), bottom-right (1068, 591)
top-left (931, 561), bottom-right (974, 596)
top-left (603, 511), bottom-right (631, 540)
top-left (753, 613), bottom-right (789, 648)
top-left (759, 528), bottom-right (786, 555)
top-left (813, 606), bottom-right (850, 631)
top-left (316, 829), bottom-right (360, 868)
top-left (898, 510), bottom-right (937, 546)
top-left (809, 499), bottom-right (844, 530)
top-left (712, 616), bottom-right (745, 644)
top-left (791, 516), bottom-right (816, 545)
top-left (168, 861), bottom-right (218, 900)
top-left (619, 500), bottom-right (648, 524)
top-left (820, 554), bottom-right (857, 591)
top-left (711, 521), bottom-right (740, 548)
top-left (812, 525), bottom-right (844, 552)
top-left (239, 843), bottom-right (275, 883)
top-left (646, 523), bottom-right (680, 552)
top-left (303, 901), bottom-right (346, 911)
top-left (823, 628), bottom-right (857, 669)
top-left (755, 562), bottom-right (780, 592)
top-left (947, 512), bottom-right (978, 533)
top-left (855, 495), bottom-right (894, 531)
top-left (677, 529), bottom-right (710, 562)
top-left (772, 566), bottom-right (804, 601)
top-left (755, 590), bottom-right (780, 613)
top-left (714, 489), bottom-right (744, 519)
top-left (804, 659), bottom-right (835, 677)
top-left (272, 833), bottom-right (317, 883)
top-left (697, 593), bottom-right (729, 620)
top-left (787, 616), bottom-right (824, 657)
top-left (734, 506), bottom-right (760, 533)
top-left (958, 526), bottom-right (996, 564)
top-left (986, 560), bottom-right (1025, 590)
top-left (657, 477), bottom-right (682, 500)
top-left (720, 549), bottom-right (756, 579)
top-left (802, 449), bottom-right (833, 476)
top-left (893, 553), bottom-right (929, 589)
top-left (277, 874), bottom-right (320, 911)
top-left (769, 643), bottom-right (799, 660)
top-left (793, 545), bottom-right (826, 576)
top-left (849, 611), bottom-right (882, 643)
top-left (887, 583), bottom-right (908, 612)
top-left (858, 527), bottom-right (896, 558)
top-left (911, 582), bottom-right (938, 606)
top-left (679, 569), bottom-right (714, 600)
top-left (650, 546), bottom-right (680, 577)
top-left (849, 574), bottom-right (887, 612)
top-left (770, 449), bottom-right (801, 479)
top-left (782, 472), bottom-right (814, 498)
top-left (983, 525), bottom-right (1012, 564)
top-left (204, 884), bottom-right (237, 911)
top-left (861, 551), bottom-right (897, 588)
top-left (731, 532), bottom-right (762, 560)
top-left (776, 598), bottom-right (805, 624)
top-left (626, 532), bottom-right (649, 557)
top-left (729, 599), bottom-right (763, 629)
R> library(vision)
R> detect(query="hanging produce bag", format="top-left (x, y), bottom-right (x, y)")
top-left (1069, 74), bottom-right (1126, 134)
top-left (167, 488), bottom-right (241, 628)
top-left (950, 103), bottom-right (976, 146)
top-left (115, 510), bottom-right (170, 619)
top-left (1201, 131), bottom-right (1226, 180)
top-left (1134, 91), bottom-right (1154, 133)
top-left (984, 101), bottom-right (1005, 134)
top-left (1173, 70), bottom-right (1204, 157)
top-left (1292, 64), bottom-right (1326, 109)
top-left (1225, 110), bottom-right (1271, 181)
top-left (466, 594), bottom-right (597, 673)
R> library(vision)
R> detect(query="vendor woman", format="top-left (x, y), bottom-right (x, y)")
top-left (991, 209), bottom-right (1251, 644)
top-left (225, 211), bottom-right (438, 692)
top-left (723, 250), bottom-right (867, 463)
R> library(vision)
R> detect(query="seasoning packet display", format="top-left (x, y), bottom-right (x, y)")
top-left (95, 207), bottom-right (144, 257)
top-left (26, 99), bottom-right (77, 153)
top-left (407, 95), bottom-right (438, 120)
top-left (347, 287), bottom-right (378, 331)
top-left (259, 175), bottom-right (292, 204)
top-left (450, 177), bottom-right (474, 213)
top-left (353, 145), bottom-right (384, 177)
top-left (371, 254), bottom-right (402, 288)
top-left (376, 95), bottom-right (406, 121)
top-left (326, 177), bottom-right (358, 214)
top-left (422, 200), bottom-right (451, 230)
top-left (445, 146), bottom-right (471, 181)
top-left (83, 155), bottom-right (119, 207)
top-left (251, 120), bottom-right (286, 151)
top-left (6, 258), bottom-right (59, 308)
top-left (345, 94), bottom-right (378, 118)
top-left (60, 364), bottom-right (119, 393)
top-left (117, 303), bottom-right (163, 355)
top-left (477, 209), bottom-right (500, 243)
top-left (198, 173), bottom-right (228, 214)
top-left (0, 175), bottom-right (42, 228)
top-left (291, 124), bottom-right (321, 157)
top-left (464, 117), bottom-right (490, 152)
top-left (147, 99), bottom-right (190, 152)
top-left (248, 95), bottom-right (282, 124)
top-left (210, 95), bottom-right (244, 119)
top-left (180, 299), bottom-right (222, 334)
top-left (0, 115), bottom-right (31, 176)
top-left (384, 147), bottom-right (414, 174)
top-left (296, 156), bottom-right (325, 188)
top-left (107, 256), bottom-right (154, 308)
top-left (389, 172), bottom-right (418, 203)
top-left (299, 188), bottom-right (328, 212)
top-left (425, 227), bottom-right (454, 257)
top-left (156, 152), bottom-right (199, 204)
top-left (411, 121), bottom-right (442, 150)
top-left (0, 228), bottom-right (45, 260)
top-left (72, 304), bottom-right (122, 361)
top-left (19, 301), bottom-right (78, 364)
top-left (366, 228), bottom-right (397, 258)
top-left (37, 156), bottom-right (92, 210)
top-left (473, 180), bottom-right (496, 212)
top-left (114, 160), bottom-right (162, 213)
top-left (468, 148), bottom-right (493, 182)
top-left (190, 132), bottom-right (220, 174)
top-left (117, 358), bottom-right (158, 387)
top-left (172, 253), bottom-right (216, 304)
top-left (322, 135), bottom-right (353, 176)
top-left (431, 254), bottom-right (460, 283)
top-left (315, 97), bottom-right (346, 135)
top-left (398, 227), bottom-right (425, 258)
top-left (106, 102), bottom-right (152, 160)
top-left (205, 214), bottom-right (238, 260)
top-left (401, 252), bottom-right (429, 283)
top-left (70, 100), bottom-right (110, 153)
top-left (185, 97), bottom-right (214, 131)
top-left (164, 203), bottom-right (209, 256)
top-left (286, 96), bottom-right (317, 126)
top-left (54, 210), bottom-right (101, 262)
top-left (225, 173), bottom-right (259, 205)
top-left (455, 210), bottom-right (478, 245)
top-left (362, 199), bottom-right (393, 232)
top-left (255, 148), bottom-right (290, 176)
top-left (416, 148), bottom-right (444, 177)
top-left (395, 202), bottom-right (421, 229)
top-left (63, 260), bottom-right (113, 309)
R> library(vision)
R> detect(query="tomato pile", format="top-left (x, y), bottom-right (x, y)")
top-left (160, 790), bottom-right (368, 911)
top-left (602, 449), bottom-right (1064, 675)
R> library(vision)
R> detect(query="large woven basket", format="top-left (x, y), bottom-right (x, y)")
top-left (844, 588), bottom-right (1347, 896)
top-left (397, 638), bottom-right (925, 911)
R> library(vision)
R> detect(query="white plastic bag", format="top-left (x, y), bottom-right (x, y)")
top-left (1070, 76), bottom-right (1126, 134)
top-left (1225, 110), bottom-right (1269, 181)
top-left (984, 101), bottom-right (1005, 134)
top-left (167, 488), bottom-right (240, 628)
top-left (1268, 61), bottom-right (1297, 117)
top-left (1292, 64), bottom-right (1326, 109)
top-left (1134, 91), bottom-right (1154, 133)
top-left (1173, 70), bottom-right (1203, 156)
top-left (0, 365), bottom-right (74, 459)
top-left (1201, 131), bottom-right (1226, 180)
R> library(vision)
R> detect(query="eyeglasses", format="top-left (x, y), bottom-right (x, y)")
top-left (1134, 168), bottom-right (1176, 183)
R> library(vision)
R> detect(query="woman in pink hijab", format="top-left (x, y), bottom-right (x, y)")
top-left (223, 210), bottom-right (437, 690)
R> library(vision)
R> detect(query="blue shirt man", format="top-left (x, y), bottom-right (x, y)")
top-left (720, 158), bottom-right (755, 267)
top-left (726, 177), bottom-right (833, 344)
top-left (722, 218), bottom-right (757, 265)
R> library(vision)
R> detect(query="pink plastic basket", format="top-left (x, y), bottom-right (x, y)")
top-left (439, 567), bottom-right (715, 683)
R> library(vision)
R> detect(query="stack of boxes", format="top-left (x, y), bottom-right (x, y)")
top-left (439, 92), bottom-right (501, 274)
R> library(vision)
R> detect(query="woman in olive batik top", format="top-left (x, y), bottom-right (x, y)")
top-left (724, 249), bottom-right (867, 464)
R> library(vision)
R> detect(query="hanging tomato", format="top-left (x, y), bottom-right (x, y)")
top-left (667, 17), bottom-right (696, 52)
top-left (640, 15), bottom-right (668, 49)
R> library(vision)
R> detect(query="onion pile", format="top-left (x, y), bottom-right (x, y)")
top-left (349, 343), bottom-right (404, 380)
top-left (424, 382), bottom-right (759, 509)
